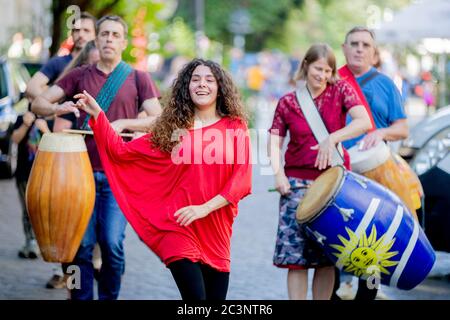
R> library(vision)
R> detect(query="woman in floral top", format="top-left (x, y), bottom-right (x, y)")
top-left (268, 43), bottom-right (371, 300)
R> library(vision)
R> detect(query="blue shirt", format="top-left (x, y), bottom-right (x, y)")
top-left (39, 54), bottom-right (73, 84)
top-left (343, 67), bottom-right (406, 149)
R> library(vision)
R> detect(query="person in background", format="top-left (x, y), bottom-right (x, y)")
top-left (52, 40), bottom-right (100, 132)
top-left (12, 111), bottom-right (51, 259)
top-left (26, 12), bottom-right (97, 103)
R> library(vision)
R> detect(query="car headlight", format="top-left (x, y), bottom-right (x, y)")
top-left (410, 127), bottom-right (450, 175)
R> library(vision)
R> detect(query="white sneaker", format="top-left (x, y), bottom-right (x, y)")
top-left (29, 240), bottom-right (40, 254)
top-left (375, 288), bottom-right (390, 300)
top-left (18, 239), bottom-right (40, 259)
top-left (336, 282), bottom-right (355, 300)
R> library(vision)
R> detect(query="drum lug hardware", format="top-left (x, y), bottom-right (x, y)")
top-left (309, 229), bottom-right (327, 245)
top-left (353, 175), bottom-right (368, 189)
top-left (333, 204), bottom-right (354, 222)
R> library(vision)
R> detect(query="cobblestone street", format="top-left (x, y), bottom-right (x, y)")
top-left (1, 160), bottom-right (450, 300)
top-left (0, 162), bottom-right (289, 300)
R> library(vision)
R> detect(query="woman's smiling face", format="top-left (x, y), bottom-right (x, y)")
top-left (189, 65), bottom-right (218, 110)
top-left (306, 57), bottom-right (332, 91)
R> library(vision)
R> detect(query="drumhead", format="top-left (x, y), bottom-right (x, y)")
top-left (348, 141), bottom-right (390, 173)
top-left (296, 166), bottom-right (344, 223)
top-left (38, 133), bottom-right (87, 152)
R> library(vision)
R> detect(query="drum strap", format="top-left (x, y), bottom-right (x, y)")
top-left (81, 61), bottom-right (133, 129)
top-left (359, 69), bottom-right (380, 88)
top-left (296, 84), bottom-right (345, 166)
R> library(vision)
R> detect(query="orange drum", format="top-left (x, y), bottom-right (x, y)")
top-left (348, 142), bottom-right (421, 219)
top-left (392, 152), bottom-right (423, 209)
top-left (26, 133), bottom-right (95, 262)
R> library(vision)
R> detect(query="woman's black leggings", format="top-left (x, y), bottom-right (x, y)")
top-left (168, 259), bottom-right (230, 301)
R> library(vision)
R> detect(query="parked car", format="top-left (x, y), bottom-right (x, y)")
top-left (399, 105), bottom-right (450, 252)
top-left (0, 56), bottom-right (33, 178)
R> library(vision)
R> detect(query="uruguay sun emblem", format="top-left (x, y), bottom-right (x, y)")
top-left (330, 225), bottom-right (399, 278)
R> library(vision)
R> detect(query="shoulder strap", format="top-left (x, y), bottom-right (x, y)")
top-left (359, 70), bottom-right (380, 87)
top-left (135, 69), bottom-right (142, 110)
top-left (295, 84), bottom-right (344, 166)
top-left (81, 61), bottom-right (133, 129)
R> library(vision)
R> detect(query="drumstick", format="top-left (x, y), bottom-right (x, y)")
top-left (268, 186), bottom-right (309, 192)
top-left (63, 129), bottom-right (135, 138)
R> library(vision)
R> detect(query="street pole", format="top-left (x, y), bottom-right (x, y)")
top-left (228, 8), bottom-right (251, 53)
top-left (195, 0), bottom-right (205, 57)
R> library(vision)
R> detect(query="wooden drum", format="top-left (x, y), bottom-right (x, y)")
top-left (26, 133), bottom-right (95, 262)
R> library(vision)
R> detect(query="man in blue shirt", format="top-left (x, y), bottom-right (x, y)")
top-left (342, 27), bottom-right (408, 151)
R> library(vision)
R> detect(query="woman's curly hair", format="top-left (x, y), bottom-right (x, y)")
top-left (150, 58), bottom-right (247, 153)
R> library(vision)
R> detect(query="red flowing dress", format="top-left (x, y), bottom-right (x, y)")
top-left (89, 112), bottom-right (252, 272)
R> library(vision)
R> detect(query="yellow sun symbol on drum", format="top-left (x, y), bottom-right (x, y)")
top-left (330, 225), bottom-right (399, 278)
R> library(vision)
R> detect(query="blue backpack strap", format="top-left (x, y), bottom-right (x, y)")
top-left (82, 61), bottom-right (133, 129)
top-left (359, 69), bottom-right (380, 88)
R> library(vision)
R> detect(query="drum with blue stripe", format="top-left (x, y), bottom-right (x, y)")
top-left (296, 166), bottom-right (435, 290)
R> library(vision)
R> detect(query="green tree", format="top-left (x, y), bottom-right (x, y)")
top-left (159, 17), bottom-right (196, 58)
top-left (173, 0), bottom-right (303, 52)
top-left (50, 0), bottom-right (168, 60)
top-left (50, 0), bottom-right (120, 55)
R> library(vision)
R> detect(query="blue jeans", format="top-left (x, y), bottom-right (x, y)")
top-left (68, 171), bottom-right (127, 300)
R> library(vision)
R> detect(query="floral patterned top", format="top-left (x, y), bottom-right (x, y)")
top-left (269, 80), bottom-right (362, 180)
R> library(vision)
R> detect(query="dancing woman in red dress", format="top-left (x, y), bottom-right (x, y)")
top-left (74, 58), bottom-right (252, 301)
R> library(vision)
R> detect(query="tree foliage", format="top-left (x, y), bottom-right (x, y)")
top-left (50, 0), bottom-right (167, 57)
top-left (173, 0), bottom-right (303, 52)
top-left (49, 0), bottom-right (413, 62)
top-left (265, 0), bottom-right (412, 63)
top-left (50, 0), bottom-right (120, 55)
